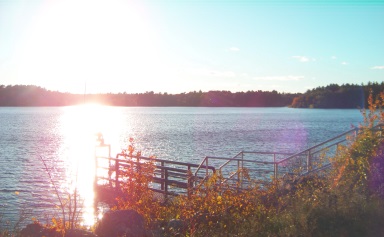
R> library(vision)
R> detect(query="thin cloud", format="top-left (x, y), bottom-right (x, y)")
top-left (371, 66), bottom-right (384, 70)
top-left (189, 68), bottom-right (236, 78)
top-left (341, 62), bottom-right (348, 65)
top-left (292, 56), bottom-right (314, 62)
top-left (254, 75), bottom-right (304, 81)
top-left (331, 56), bottom-right (337, 60)
top-left (228, 47), bottom-right (240, 52)
top-left (210, 70), bottom-right (236, 77)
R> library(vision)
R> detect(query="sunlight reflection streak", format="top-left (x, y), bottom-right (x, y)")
top-left (60, 104), bottom-right (124, 226)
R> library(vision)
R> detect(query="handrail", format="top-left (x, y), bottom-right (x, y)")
top-left (218, 151), bottom-right (243, 170)
top-left (242, 151), bottom-right (294, 155)
top-left (95, 123), bottom-right (384, 198)
top-left (193, 151), bottom-right (293, 189)
top-left (274, 123), bottom-right (383, 178)
top-left (205, 156), bottom-right (277, 165)
top-left (218, 151), bottom-right (293, 170)
top-left (277, 127), bottom-right (358, 165)
top-left (116, 153), bottom-right (206, 168)
top-left (194, 156), bottom-right (211, 177)
top-left (301, 163), bottom-right (332, 176)
top-left (208, 124), bottom-right (383, 186)
top-left (221, 170), bottom-right (241, 185)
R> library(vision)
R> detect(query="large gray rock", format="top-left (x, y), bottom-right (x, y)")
top-left (65, 229), bottom-right (98, 237)
top-left (20, 223), bottom-right (98, 237)
top-left (166, 219), bottom-right (186, 236)
top-left (95, 209), bottom-right (146, 237)
top-left (20, 223), bottom-right (59, 237)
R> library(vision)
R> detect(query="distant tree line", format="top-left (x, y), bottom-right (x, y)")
top-left (0, 85), bottom-right (295, 107)
top-left (290, 82), bottom-right (384, 108)
top-left (0, 85), bottom-right (77, 106)
top-left (1, 83), bottom-right (383, 108)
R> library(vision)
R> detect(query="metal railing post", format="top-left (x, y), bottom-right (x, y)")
top-left (307, 150), bottom-right (312, 172)
top-left (237, 159), bottom-right (241, 188)
top-left (107, 144), bottom-right (111, 162)
top-left (274, 154), bottom-right (277, 180)
top-left (115, 159), bottom-right (120, 191)
top-left (94, 151), bottom-right (99, 189)
top-left (107, 145), bottom-right (112, 171)
top-left (274, 163), bottom-right (278, 180)
top-left (241, 152), bottom-right (244, 189)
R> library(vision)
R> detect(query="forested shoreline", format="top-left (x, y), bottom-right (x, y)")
top-left (0, 85), bottom-right (295, 107)
top-left (291, 82), bottom-right (384, 108)
top-left (0, 82), bottom-right (383, 108)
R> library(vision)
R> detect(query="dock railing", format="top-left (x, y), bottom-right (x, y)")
top-left (277, 123), bottom-right (383, 178)
top-left (95, 152), bottom-right (215, 198)
top-left (194, 152), bottom-right (293, 189)
top-left (194, 123), bottom-right (383, 189)
top-left (275, 127), bottom-right (359, 178)
top-left (95, 123), bottom-right (383, 198)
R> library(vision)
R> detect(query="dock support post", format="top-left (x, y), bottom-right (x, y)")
top-left (161, 161), bottom-right (165, 191)
top-left (187, 165), bottom-right (193, 198)
top-left (165, 169), bottom-right (169, 199)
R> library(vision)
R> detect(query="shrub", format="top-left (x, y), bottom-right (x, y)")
top-left (112, 90), bottom-right (384, 236)
top-left (113, 138), bottom-right (165, 226)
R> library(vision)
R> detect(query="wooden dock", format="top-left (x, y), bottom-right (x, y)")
top-left (94, 124), bottom-right (383, 204)
top-left (94, 144), bottom-right (216, 203)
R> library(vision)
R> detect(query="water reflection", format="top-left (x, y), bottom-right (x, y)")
top-left (59, 104), bottom-right (124, 226)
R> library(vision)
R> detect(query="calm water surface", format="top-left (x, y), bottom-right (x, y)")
top-left (0, 106), bottom-right (363, 227)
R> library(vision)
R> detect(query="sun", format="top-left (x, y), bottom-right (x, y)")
top-left (17, 0), bottom-right (167, 94)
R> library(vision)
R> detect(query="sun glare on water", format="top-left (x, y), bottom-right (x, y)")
top-left (60, 104), bottom-right (124, 226)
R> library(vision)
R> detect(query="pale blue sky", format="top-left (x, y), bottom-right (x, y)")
top-left (0, 0), bottom-right (383, 94)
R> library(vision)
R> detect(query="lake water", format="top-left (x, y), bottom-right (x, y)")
top-left (0, 106), bottom-right (363, 227)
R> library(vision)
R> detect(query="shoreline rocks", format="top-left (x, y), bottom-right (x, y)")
top-left (95, 209), bottom-right (146, 237)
